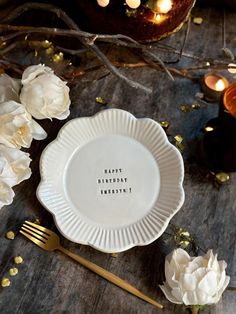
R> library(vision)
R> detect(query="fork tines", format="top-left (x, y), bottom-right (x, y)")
top-left (20, 221), bottom-right (49, 246)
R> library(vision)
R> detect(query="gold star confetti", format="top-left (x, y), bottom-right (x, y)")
top-left (193, 17), bottom-right (203, 25)
top-left (180, 104), bottom-right (191, 113)
top-left (95, 97), bottom-right (107, 105)
top-left (14, 256), bottom-right (23, 264)
top-left (215, 172), bottom-right (230, 184)
top-left (192, 103), bottom-right (201, 110)
top-left (159, 121), bottom-right (170, 130)
top-left (9, 268), bottom-right (18, 276)
top-left (1, 278), bottom-right (10, 287)
top-left (52, 52), bottom-right (64, 63)
top-left (41, 40), bottom-right (52, 48)
top-left (6, 231), bottom-right (15, 240)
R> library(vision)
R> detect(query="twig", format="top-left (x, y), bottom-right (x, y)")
top-left (222, 9), bottom-right (226, 48)
top-left (1, 2), bottom-right (79, 31)
top-left (0, 2), bottom-right (174, 88)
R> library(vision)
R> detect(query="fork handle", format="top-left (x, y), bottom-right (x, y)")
top-left (58, 246), bottom-right (163, 309)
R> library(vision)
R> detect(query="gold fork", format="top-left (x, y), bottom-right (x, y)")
top-left (20, 221), bottom-right (163, 309)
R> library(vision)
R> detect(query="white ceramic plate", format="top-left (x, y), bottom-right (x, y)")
top-left (37, 109), bottom-right (184, 253)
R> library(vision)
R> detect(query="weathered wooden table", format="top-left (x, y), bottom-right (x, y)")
top-left (0, 4), bottom-right (236, 314)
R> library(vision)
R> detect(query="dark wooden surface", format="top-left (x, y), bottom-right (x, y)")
top-left (0, 4), bottom-right (236, 314)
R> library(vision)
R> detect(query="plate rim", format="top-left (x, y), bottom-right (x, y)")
top-left (37, 109), bottom-right (185, 253)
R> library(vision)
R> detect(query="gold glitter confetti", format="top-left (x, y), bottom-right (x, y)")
top-left (42, 40), bottom-right (52, 48)
top-left (174, 135), bottom-right (184, 152)
top-left (95, 97), bottom-right (107, 105)
top-left (204, 126), bottom-right (214, 132)
top-left (33, 218), bottom-right (41, 225)
top-left (174, 228), bottom-right (192, 248)
top-left (52, 52), bottom-right (64, 63)
top-left (111, 253), bottom-right (119, 258)
top-left (6, 231), bottom-right (15, 240)
top-left (159, 121), bottom-right (170, 130)
top-left (195, 92), bottom-right (204, 99)
top-left (9, 268), bottom-right (18, 276)
top-left (192, 103), bottom-right (201, 110)
top-left (0, 41), bottom-right (6, 48)
top-left (215, 172), bottom-right (230, 184)
top-left (1, 278), bottom-right (10, 287)
top-left (179, 240), bottom-right (190, 249)
top-left (180, 104), bottom-right (191, 113)
top-left (14, 256), bottom-right (23, 264)
top-left (177, 142), bottom-right (184, 152)
top-left (206, 62), bottom-right (211, 67)
top-left (174, 135), bottom-right (183, 143)
top-left (193, 17), bottom-right (203, 25)
top-left (46, 47), bottom-right (54, 55)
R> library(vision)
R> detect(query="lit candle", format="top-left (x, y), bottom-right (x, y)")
top-left (202, 73), bottom-right (229, 102)
top-left (153, 13), bottom-right (168, 24)
top-left (97, 0), bottom-right (110, 7)
top-left (223, 82), bottom-right (236, 118)
top-left (125, 0), bottom-right (141, 9)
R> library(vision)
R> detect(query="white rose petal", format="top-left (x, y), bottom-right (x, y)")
top-left (183, 291), bottom-right (199, 305)
top-left (0, 144), bottom-right (32, 186)
top-left (0, 73), bottom-right (21, 103)
top-left (160, 248), bottom-right (230, 306)
top-left (0, 180), bottom-right (15, 209)
top-left (0, 100), bottom-right (47, 149)
top-left (21, 64), bottom-right (53, 85)
top-left (0, 145), bottom-right (31, 210)
top-left (159, 282), bottom-right (182, 304)
top-left (180, 273), bottom-right (198, 291)
top-left (20, 65), bottom-right (71, 120)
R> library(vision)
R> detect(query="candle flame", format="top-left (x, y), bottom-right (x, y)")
top-left (215, 79), bottom-right (225, 91)
top-left (155, 14), bottom-right (161, 22)
top-left (157, 0), bottom-right (173, 14)
top-left (153, 13), bottom-right (167, 24)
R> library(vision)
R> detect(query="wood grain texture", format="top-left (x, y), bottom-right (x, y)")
top-left (0, 5), bottom-right (236, 314)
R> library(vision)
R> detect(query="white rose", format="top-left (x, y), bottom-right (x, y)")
top-left (0, 100), bottom-right (47, 149)
top-left (0, 180), bottom-right (15, 209)
top-left (0, 144), bottom-right (31, 209)
top-left (160, 248), bottom-right (230, 306)
top-left (20, 64), bottom-right (71, 120)
top-left (0, 73), bottom-right (21, 103)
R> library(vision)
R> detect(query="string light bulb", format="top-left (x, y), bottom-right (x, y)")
top-left (156, 0), bottom-right (173, 14)
top-left (97, 0), bottom-right (110, 7)
top-left (125, 0), bottom-right (141, 9)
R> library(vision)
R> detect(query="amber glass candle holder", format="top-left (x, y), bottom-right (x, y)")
top-left (74, 0), bottom-right (196, 42)
top-left (202, 82), bottom-right (236, 172)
